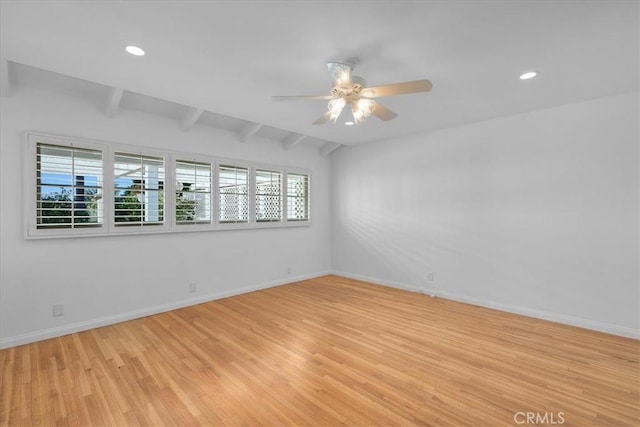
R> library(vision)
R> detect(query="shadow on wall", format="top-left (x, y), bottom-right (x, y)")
top-left (339, 200), bottom-right (557, 305)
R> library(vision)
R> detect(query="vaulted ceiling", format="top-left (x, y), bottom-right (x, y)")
top-left (1, 1), bottom-right (638, 148)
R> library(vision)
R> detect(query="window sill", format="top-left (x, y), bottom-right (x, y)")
top-left (25, 220), bottom-right (311, 240)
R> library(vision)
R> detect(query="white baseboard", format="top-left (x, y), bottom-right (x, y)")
top-left (4, 270), bottom-right (636, 349)
top-left (333, 270), bottom-right (640, 340)
top-left (0, 271), bottom-right (332, 349)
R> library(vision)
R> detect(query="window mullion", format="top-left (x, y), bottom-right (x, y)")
top-left (166, 154), bottom-right (176, 228)
top-left (103, 146), bottom-right (114, 232)
top-left (249, 166), bottom-right (256, 224)
top-left (212, 161), bottom-right (219, 229)
top-left (282, 171), bottom-right (288, 225)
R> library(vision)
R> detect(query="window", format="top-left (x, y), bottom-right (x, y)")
top-left (36, 143), bottom-right (103, 229)
top-left (218, 165), bottom-right (249, 223)
top-left (256, 169), bottom-right (282, 222)
top-left (175, 160), bottom-right (212, 224)
top-left (287, 173), bottom-right (309, 221)
top-left (114, 153), bottom-right (164, 226)
top-left (26, 132), bottom-right (310, 239)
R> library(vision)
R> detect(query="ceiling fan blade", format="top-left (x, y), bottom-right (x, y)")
top-left (362, 79), bottom-right (432, 98)
top-left (312, 112), bottom-right (331, 125)
top-left (371, 101), bottom-right (398, 121)
top-left (271, 95), bottom-right (333, 101)
top-left (327, 62), bottom-right (352, 87)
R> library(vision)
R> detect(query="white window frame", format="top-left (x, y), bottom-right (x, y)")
top-left (285, 171), bottom-right (311, 223)
top-left (254, 165), bottom-right (284, 226)
top-left (111, 148), bottom-right (170, 235)
top-left (216, 160), bottom-right (252, 228)
top-left (25, 133), bottom-right (109, 238)
top-left (24, 132), bottom-right (311, 239)
top-left (171, 153), bottom-right (216, 231)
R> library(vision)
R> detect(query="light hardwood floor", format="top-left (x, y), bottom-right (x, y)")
top-left (1, 275), bottom-right (638, 426)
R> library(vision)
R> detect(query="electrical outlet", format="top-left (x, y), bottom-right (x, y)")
top-left (287, 266), bottom-right (292, 275)
top-left (52, 303), bottom-right (64, 317)
top-left (189, 282), bottom-right (197, 293)
top-left (427, 272), bottom-right (435, 282)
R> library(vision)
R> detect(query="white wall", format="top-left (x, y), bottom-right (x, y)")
top-left (0, 85), bottom-right (332, 348)
top-left (332, 92), bottom-right (639, 338)
top-left (2, 82), bottom-right (637, 347)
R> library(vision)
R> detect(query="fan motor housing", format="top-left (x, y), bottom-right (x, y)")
top-left (331, 75), bottom-right (367, 100)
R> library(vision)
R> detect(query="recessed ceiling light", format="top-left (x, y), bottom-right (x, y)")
top-left (519, 71), bottom-right (537, 80)
top-left (125, 45), bottom-right (145, 56)
top-left (345, 121), bottom-right (354, 126)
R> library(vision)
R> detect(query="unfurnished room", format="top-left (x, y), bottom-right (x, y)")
top-left (0, 1), bottom-right (638, 425)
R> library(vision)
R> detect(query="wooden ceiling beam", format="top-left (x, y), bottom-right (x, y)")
top-left (105, 87), bottom-right (124, 117)
top-left (237, 122), bottom-right (263, 143)
top-left (319, 141), bottom-right (341, 156)
top-left (180, 107), bottom-right (204, 131)
top-left (282, 133), bottom-right (306, 150)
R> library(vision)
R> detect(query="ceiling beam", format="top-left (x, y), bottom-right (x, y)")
top-left (319, 142), bottom-right (342, 157)
top-left (237, 122), bottom-right (263, 143)
top-left (0, 58), bottom-right (11, 97)
top-left (105, 87), bottom-right (124, 117)
top-left (282, 133), bottom-right (306, 150)
top-left (180, 107), bottom-right (204, 131)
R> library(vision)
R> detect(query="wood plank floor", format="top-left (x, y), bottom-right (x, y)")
top-left (1, 275), bottom-right (639, 426)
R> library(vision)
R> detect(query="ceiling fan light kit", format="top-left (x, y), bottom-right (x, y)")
top-left (352, 98), bottom-right (376, 125)
top-left (328, 98), bottom-right (346, 122)
top-left (272, 61), bottom-right (432, 126)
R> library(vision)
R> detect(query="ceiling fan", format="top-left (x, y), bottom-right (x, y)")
top-left (271, 61), bottom-right (432, 125)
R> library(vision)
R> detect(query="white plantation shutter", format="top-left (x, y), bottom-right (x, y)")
top-left (287, 173), bottom-right (309, 221)
top-left (27, 133), bottom-right (311, 239)
top-left (36, 143), bottom-right (103, 229)
top-left (114, 153), bottom-right (165, 226)
top-left (175, 160), bottom-right (212, 224)
top-left (218, 165), bottom-right (249, 223)
top-left (256, 169), bottom-right (282, 222)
